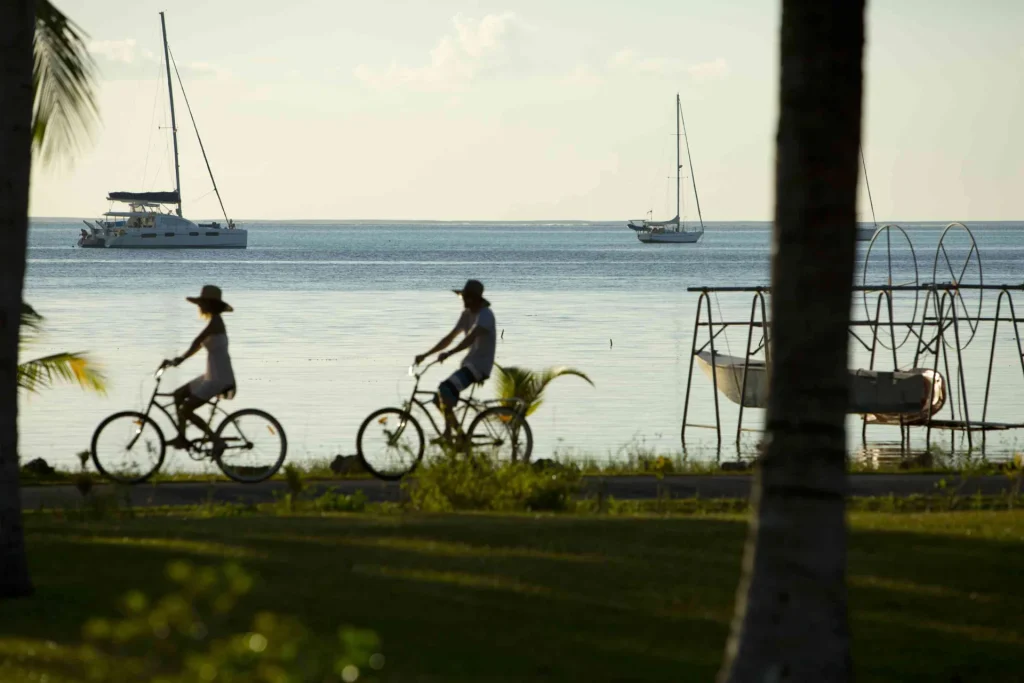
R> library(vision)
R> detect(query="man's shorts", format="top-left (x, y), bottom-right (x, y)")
top-left (437, 367), bottom-right (481, 408)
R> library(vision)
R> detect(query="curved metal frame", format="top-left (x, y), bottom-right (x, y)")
top-left (861, 224), bottom-right (919, 350)
top-left (932, 222), bottom-right (983, 350)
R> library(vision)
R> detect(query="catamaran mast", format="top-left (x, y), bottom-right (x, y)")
top-left (679, 96), bottom-right (704, 232)
top-left (159, 12), bottom-right (182, 217)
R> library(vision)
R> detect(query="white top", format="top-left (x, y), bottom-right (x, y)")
top-left (189, 333), bottom-right (235, 400)
top-left (456, 306), bottom-right (496, 380)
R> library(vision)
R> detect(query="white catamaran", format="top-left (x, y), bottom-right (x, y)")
top-left (627, 94), bottom-right (705, 244)
top-left (78, 12), bottom-right (246, 249)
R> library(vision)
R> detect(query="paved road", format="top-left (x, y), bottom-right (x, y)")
top-left (19, 473), bottom-right (1015, 510)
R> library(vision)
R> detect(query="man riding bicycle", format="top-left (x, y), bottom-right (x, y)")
top-left (414, 279), bottom-right (496, 443)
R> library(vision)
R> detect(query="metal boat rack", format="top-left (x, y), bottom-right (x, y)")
top-left (680, 223), bottom-right (1024, 455)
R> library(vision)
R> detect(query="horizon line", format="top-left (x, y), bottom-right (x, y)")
top-left (28, 216), bottom-right (1024, 225)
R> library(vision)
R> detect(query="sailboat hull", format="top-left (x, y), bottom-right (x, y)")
top-left (638, 230), bottom-right (703, 243)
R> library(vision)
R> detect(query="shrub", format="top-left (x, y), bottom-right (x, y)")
top-left (82, 561), bottom-right (383, 682)
top-left (406, 452), bottom-right (582, 512)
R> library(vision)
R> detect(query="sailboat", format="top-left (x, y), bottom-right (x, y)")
top-left (78, 13), bottom-right (246, 249)
top-left (627, 94), bottom-right (704, 244)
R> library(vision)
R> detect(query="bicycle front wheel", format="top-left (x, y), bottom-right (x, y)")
top-left (214, 409), bottom-right (288, 483)
top-left (91, 411), bottom-right (166, 484)
top-left (357, 408), bottom-right (425, 480)
top-left (467, 407), bottom-right (533, 464)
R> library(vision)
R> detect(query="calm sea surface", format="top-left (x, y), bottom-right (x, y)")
top-left (22, 220), bottom-right (1024, 469)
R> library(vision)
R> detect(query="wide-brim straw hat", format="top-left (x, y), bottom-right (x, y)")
top-left (186, 284), bottom-right (233, 312)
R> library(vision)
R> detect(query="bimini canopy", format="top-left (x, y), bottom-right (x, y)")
top-left (107, 191), bottom-right (180, 204)
top-left (645, 215), bottom-right (680, 227)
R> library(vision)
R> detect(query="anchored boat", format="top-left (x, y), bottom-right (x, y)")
top-left (78, 12), bottom-right (246, 249)
top-left (627, 94), bottom-right (705, 244)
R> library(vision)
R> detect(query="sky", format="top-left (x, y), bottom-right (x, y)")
top-left (29, 0), bottom-right (1024, 221)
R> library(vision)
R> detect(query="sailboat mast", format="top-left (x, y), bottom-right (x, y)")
top-left (679, 96), bottom-right (704, 231)
top-left (860, 147), bottom-right (878, 228)
top-left (675, 94), bottom-right (681, 221)
top-left (159, 12), bottom-right (182, 217)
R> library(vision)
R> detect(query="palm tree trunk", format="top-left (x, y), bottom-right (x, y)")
top-left (718, 1), bottom-right (865, 681)
top-left (0, 0), bottom-right (36, 599)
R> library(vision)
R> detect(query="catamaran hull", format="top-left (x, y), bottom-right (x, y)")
top-left (637, 230), bottom-right (703, 243)
top-left (78, 227), bottom-right (248, 248)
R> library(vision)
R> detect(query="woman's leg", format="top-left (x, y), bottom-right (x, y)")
top-left (173, 385), bottom-right (216, 444)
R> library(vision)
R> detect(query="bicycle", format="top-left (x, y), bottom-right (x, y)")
top-left (356, 359), bottom-right (533, 480)
top-left (90, 363), bottom-right (287, 484)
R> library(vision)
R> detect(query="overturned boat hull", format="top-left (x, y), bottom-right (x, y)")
top-left (695, 351), bottom-right (946, 421)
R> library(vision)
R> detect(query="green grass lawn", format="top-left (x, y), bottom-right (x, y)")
top-left (2, 510), bottom-right (1023, 682)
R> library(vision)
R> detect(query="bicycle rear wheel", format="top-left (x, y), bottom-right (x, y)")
top-left (91, 411), bottom-right (166, 484)
top-left (357, 408), bottom-right (425, 480)
top-left (467, 407), bottom-right (533, 464)
top-left (214, 409), bottom-right (288, 483)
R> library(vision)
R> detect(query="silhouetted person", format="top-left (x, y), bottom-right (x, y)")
top-left (415, 279), bottom-right (496, 442)
top-left (162, 285), bottom-right (236, 456)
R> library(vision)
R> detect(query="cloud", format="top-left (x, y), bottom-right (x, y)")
top-left (88, 39), bottom-right (153, 64)
top-left (610, 49), bottom-right (685, 75)
top-left (687, 58), bottom-right (729, 82)
top-left (88, 38), bottom-right (229, 81)
top-left (181, 61), bottom-right (232, 81)
top-left (610, 49), bottom-right (729, 81)
top-left (562, 64), bottom-right (602, 87)
top-left (354, 12), bottom-right (527, 91)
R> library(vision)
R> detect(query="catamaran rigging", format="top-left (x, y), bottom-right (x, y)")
top-left (78, 12), bottom-right (245, 249)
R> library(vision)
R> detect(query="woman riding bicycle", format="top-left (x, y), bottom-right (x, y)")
top-left (162, 285), bottom-right (236, 455)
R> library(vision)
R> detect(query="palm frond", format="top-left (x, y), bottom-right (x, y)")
top-left (535, 367), bottom-right (594, 395)
top-left (493, 364), bottom-right (594, 417)
top-left (18, 352), bottom-right (107, 395)
top-left (33, 0), bottom-right (98, 165)
top-left (20, 302), bottom-right (44, 331)
top-left (19, 303), bottom-right (44, 351)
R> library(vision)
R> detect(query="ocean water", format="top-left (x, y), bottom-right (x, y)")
top-left (22, 219), bottom-right (1024, 470)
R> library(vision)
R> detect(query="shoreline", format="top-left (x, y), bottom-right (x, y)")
top-left (19, 472), bottom-right (1019, 510)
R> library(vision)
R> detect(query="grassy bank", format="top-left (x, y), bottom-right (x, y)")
top-left (20, 447), bottom-right (1024, 488)
top-left (1, 508), bottom-right (1023, 681)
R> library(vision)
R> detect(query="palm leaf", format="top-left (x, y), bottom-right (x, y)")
top-left (20, 302), bottom-right (44, 331)
top-left (493, 364), bottom-right (594, 417)
top-left (535, 367), bottom-right (594, 395)
top-left (18, 352), bottom-right (107, 395)
top-left (19, 303), bottom-right (44, 349)
top-left (33, 0), bottom-right (98, 165)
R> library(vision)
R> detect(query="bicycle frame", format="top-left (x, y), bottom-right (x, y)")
top-left (404, 360), bottom-right (526, 438)
top-left (131, 366), bottom-right (230, 451)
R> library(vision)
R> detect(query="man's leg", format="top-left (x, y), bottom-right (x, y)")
top-left (436, 380), bottom-right (459, 440)
top-left (436, 369), bottom-right (477, 442)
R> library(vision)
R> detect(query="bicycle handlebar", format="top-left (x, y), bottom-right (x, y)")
top-left (409, 357), bottom-right (443, 379)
